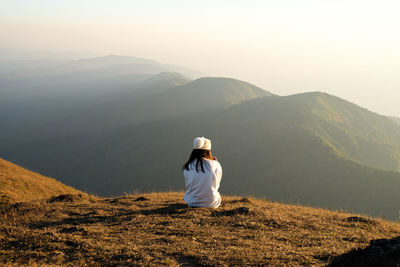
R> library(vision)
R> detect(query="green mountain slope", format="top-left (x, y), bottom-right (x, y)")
top-left (128, 77), bottom-right (272, 124)
top-left (132, 72), bottom-right (192, 96)
top-left (298, 92), bottom-right (400, 171)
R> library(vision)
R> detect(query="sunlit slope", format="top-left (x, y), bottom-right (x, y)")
top-left (120, 76), bottom-right (273, 123)
top-left (71, 92), bottom-right (400, 219)
top-left (296, 92), bottom-right (400, 171)
top-left (132, 72), bottom-right (192, 96)
top-left (159, 76), bottom-right (274, 106)
top-left (90, 76), bottom-right (273, 123)
top-left (0, 158), bottom-right (82, 203)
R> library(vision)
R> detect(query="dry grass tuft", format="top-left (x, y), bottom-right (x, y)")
top-left (1, 191), bottom-right (400, 266)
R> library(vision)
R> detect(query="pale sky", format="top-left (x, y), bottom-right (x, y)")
top-left (1, 0), bottom-right (400, 116)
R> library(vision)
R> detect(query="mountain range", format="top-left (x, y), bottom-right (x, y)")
top-left (1, 55), bottom-right (400, 220)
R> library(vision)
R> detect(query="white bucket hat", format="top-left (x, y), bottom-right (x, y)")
top-left (193, 137), bottom-right (211, 150)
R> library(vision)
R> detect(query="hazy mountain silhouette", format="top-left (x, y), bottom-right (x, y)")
top-left (132, 72), bottom-right (192, 96)
top-left (391, 116), bottom-right (400, 125)
top-left (0, 56), bottom-right (200, 133)
top-left (0, 59), bottom-right (69, 74)
top-left (0, 71), bottom-right (149, 138)
top-left (0, 55), bottom-right (204, 138)
top-left (0, 47), bottom-right (97, 61)
top-left (2, 55), bottom-right (204, 79)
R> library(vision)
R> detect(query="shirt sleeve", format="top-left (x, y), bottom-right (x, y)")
top-left (214, 162), bottom-right (222, 186)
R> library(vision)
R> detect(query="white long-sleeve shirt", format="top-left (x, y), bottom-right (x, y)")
top-left (183, 159), bottom-right (222, 208)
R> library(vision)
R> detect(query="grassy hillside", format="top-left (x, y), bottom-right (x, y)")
top-left (1, 192), bottom-right (399, 266)
top-left (298, 92), bottom-right (400, 171)
top-left (162, 76), bottom-right (274, 106)
top-left (117, 76), bottom-right (273, 125)
top-left (132, 72), bottom-right (191, 96)
top-left (0, 158), bottom-right (82, 204)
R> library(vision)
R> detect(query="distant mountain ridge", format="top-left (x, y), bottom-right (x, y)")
top-left (391, 116), bottom-right (400, 125)
top-left (287, 92), bottom-right (400, 171)
top-left (0, 55), bottom-right (204, 138)
top-left (1, 55), bottom-right (205, 79)
top-left (0, 47), bottom-right (97, 61)
top-left (0, 59), bottom-right (69, 74)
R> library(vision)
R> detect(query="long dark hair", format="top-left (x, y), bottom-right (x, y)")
top-left (182, 149), bottom-right (217, 173)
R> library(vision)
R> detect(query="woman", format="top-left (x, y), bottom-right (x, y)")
top-left (182, 137), bottom-right (222, 208)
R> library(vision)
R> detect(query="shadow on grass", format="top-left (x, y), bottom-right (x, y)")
top-left (328, 236), bottom-right (400, 267)
top-left (28, 203), bottom-right (190, 229)
top-left (211, 207), bottom-right (251, 217)
top-left (139, 203), bottom-right (189, 215)
top-left (175, 254), bottom-right (206, 267)
top-left (28, 211), bottom-right (136, 229)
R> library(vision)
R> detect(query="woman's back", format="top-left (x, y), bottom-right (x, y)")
top-left (183, 158), bottom-right (222, 208)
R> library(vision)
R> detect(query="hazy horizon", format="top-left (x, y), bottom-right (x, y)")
top-left (1, 0), bottom-right (400, 117)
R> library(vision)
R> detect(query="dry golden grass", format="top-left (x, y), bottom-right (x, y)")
top-left (0, 158), bottom-right (82, 204)
top-left (1, 191), bottom-right (400, 266)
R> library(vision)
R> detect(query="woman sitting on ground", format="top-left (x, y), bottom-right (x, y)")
top-left (182, 137), bottom-right (222, 208)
